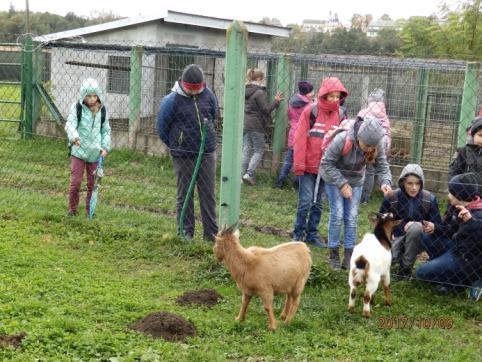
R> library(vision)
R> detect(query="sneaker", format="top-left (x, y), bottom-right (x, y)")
top-left (468, 280), bottom-right (482, 302)
top-left (273, 179), bottom-right (284, 189)
top-left (242, 173), bottom-right (255, 185)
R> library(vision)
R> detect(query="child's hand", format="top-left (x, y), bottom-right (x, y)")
top-left (455, 205), bottom-right (472, 222)
top-left (422, 220), bottom-right (435, 233)
top-left (74, 138), bottom-right (81, 147)
top-left (100, 149), bottom-right (108, 157)
top-left (274, 92), bottom-right (284, 102)
top-left (340, 183), bottom-right (352, 199)
top-left (381, 184), bottom-right (393, 197)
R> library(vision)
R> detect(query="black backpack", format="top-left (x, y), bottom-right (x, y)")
top-left (389, 189), bottom-right (432, 218)
top-left (68, 102), bottom-right (106, 156)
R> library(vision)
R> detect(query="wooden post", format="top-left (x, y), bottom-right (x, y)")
top-left (457, 62), bottom-right (479, 147)
top-left (128, 45), bottom-right (143, 149)
top-left (410, 69), bottom-right (429, 163)
top-left (271, 54), bottom-right (292, 173)
top-left (218, 21), bottom-right (248, 229)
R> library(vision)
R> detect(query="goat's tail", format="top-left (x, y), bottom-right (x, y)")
top-left (352, 256), bottom-right (370, 284)
top-left (355, 255), bottom-right (368, 270)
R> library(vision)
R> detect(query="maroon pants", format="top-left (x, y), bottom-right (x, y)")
top-left (68, 156), bottom-right (98, 214)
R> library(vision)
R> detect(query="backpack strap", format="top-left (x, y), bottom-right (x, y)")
top-left (76, 102), bottom-right (83, 129)
top-left (76, 102), bottom-right (106, 129)
top-left (421, 190), bottom-right (432, 218)
top-left (341, 132), bottom-right (353, 156)
top-left (309, 105), bottom-right (317, 129)
top-left (100, 105), bottom-right (106, 127)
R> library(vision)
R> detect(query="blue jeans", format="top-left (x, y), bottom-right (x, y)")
top-left (415, 248), bottom-right (467, 285)
top-left (325, 183), bottom-right (362, 249)
top-left (421, 234), bottom-right (454, 259)
top-left (241, 131), bottom-right (265, 177)
top-left (293, 173), bottom-right (323, 242)
top-left (277, 148), bottom-right (293, 182)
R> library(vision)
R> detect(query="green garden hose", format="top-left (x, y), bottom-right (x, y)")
top-left (178, 102), bottom-right (208, 240)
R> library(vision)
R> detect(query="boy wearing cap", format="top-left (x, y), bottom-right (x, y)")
top-left (379, 164), bottom-right (442, 280)
top-left (157, 64), bottom-right (218, 242)
top-left (274, 81), bottom-right (314, 188)
top-left (320, 116), bottom-right (393, 268)
top-left (416, 173), bottom-right (481, 295)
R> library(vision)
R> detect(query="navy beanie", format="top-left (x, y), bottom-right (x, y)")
top-left (470, 116), bottom-right (482, 137)
top-left (181, 64), bottom-right (204, 84)
top-left (298, 81), bottom-right (314, 95)
top-left (448, 172), bottom-right (479, 202)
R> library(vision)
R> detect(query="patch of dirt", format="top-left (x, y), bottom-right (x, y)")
top-left (176, 289), bottom-right (223, 307)
top-left (129, 312), bottom-right (196, 342)
top-left (0, 332), bottom-right (27, 349)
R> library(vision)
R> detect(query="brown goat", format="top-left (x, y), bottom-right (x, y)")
top-left (214, 227), bottom-right (312, 330)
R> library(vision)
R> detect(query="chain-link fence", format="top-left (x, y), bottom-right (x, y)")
top-left (0, 32), bottom-right (480, 298)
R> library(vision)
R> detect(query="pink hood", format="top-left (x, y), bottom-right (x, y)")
top-left (358, 101), bottom-right (391, 153)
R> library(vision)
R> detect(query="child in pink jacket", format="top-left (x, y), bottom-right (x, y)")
top-left (274, 81), bottom-right (314, 188)
top-left (358, 88), bottom-right (391, 204)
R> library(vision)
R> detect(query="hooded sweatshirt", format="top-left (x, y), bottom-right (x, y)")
top-left (287, 93), bottom-right (312, 147)
top-left (243, 83), bottom-right (280, 133)
top-left (293, 77), bottom-right (348, 175)
top-left (320, 118), bottom-right (392, 188)
top-left (65, 78), bottom-right (111, 163)
top-left (357, 101), bottom-right (391, 154)
top-left (157, 81), bottom-right (217, 157)
top-left (379, 164), bottom-right (442, 237)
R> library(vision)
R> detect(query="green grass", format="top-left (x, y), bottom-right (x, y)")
top-left (0, 136), bottom-right (480, 361)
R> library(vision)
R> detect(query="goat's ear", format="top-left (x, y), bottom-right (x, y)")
top-left (233, 229), bottom-right (240, 239)
top-left (391, 219), bottom-right (402, 226)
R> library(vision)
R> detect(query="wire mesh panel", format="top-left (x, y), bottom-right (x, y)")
top-left (1, 37), bottom-right (480, 300)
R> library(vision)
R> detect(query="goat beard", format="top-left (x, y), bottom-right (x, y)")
top-left (364, 148), bottom-right (378, 164)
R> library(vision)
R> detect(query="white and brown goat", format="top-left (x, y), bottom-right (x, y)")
top-left (214, 226), bottom-right (312, 330)
top-left (348, 213), bottom-right (401, 317)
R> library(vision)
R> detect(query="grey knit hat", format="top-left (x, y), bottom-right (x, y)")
top-left (358, 117), bottom-right (385, 146)
top-left (367, 88), bottom-right (385, 103)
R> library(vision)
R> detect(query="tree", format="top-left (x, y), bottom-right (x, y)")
top-left (371, 28), bottom-right (401, 55)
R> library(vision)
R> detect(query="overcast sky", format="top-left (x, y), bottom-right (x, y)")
top-left (2, 0), bottom-right (462, 26)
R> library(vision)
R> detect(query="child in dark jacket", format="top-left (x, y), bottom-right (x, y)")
top-left (379, 164), bottom-right (442, 279)
top-left (416, 173), bottom-right (482, 295)
top-left (449, 116), bottom-right (482, 186)
top-left (292, 77), bottom-right (348, 247)
top-left (274, 81), bottom-right (314, 188)
top-left (241, 68), bottom-right (283, 185)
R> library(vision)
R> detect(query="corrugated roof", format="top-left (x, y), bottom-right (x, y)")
top-left (33, 10), bottom-right (291, 42)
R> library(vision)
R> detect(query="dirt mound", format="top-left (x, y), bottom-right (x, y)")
top-left (129, 312), bottom-right (196, 342)
top-left (176, 289), bottom-right (223, 307)
top-left (0, 332), bottom-right (27, 348)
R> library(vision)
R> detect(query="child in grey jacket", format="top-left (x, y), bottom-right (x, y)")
top-left (320, 116), bottom-right (393, 268)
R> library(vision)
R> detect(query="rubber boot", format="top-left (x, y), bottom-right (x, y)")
top-left (342, 248), bottom-right (353, 270)
top-left (329, 247), bottom-right (341, 269)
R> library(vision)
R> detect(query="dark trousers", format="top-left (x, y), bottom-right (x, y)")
top-left (172, 152), bottom-right (218, 241)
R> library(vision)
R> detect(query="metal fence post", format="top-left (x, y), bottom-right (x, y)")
top-left (32, 43), bottom-right (43, 129)
top-left (271, 54), bottom-right (292, 172)
top-left (22, 35), bottom-right (33, 139)
top-left (457, 62), bottom-right (480, 147)
top-left (410, 68), bottom-right (429, 163)
top-left (128, 45), bottom-right (143, 149)
top-left (218, 21), bottom-right (247, 229)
